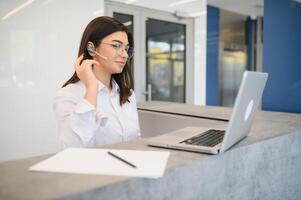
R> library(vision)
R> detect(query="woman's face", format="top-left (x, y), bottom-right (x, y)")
top-left (95, 31), bottom-right (130, 74)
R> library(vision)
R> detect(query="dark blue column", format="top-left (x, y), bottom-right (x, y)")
top-left (263, 0), bottom-right (301, 113)
top-left (206, 6), bottom-right (220, 106)
top-left (245, 17), bottom-right (254, 71)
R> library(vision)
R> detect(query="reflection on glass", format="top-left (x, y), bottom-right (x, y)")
top-left (219, 9), bottom-right (248, 106)
top-left (113, 12), bottom-right (134, 34)
top-left (146, 18), bottom-right (185, 102)
top-left (220, 50), bottom-right (247, 106)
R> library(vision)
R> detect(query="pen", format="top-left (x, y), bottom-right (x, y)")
top-left (107, 151), bottom-right (137, 169)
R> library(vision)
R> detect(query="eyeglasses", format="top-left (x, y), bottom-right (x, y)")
top-left (101, 42), bottom-right (134, 59)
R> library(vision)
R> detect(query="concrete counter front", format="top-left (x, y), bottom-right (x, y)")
top-left (1, 102), bottom-right (301, 200)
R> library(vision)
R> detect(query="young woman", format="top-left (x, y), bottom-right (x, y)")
top-left (53, 16), bottom-right (141, 149)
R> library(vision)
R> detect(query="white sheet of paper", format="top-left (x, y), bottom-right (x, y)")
top-left (29, 148), bottom-right (170, 178)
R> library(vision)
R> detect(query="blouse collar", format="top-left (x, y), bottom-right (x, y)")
top-left (97, 79), bottom-right (120, 95)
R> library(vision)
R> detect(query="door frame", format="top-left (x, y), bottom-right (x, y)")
top-left (105, 0), bottom-right (194, 103)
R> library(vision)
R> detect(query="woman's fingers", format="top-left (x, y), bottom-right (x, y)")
top-left (80, 60), bottom-right (94, 70)
top-left (75, 54), bottom-right (84, 69)
top-left (76, 58), bottom-right (100, 69)
top-left (75, 58), bottom-right (99, 81)
top-left (91, 60), bottom-right (100, 66)
top-left (74, 54), bottom-right (100, 89)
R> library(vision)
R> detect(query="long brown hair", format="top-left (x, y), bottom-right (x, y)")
top-left (63, 16), bottom-right (134, 105)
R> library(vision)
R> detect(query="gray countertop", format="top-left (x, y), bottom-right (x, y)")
top-left (1, 103), bottom-right (301, 200)
top-left (138, 101), bottom-right (232, 121)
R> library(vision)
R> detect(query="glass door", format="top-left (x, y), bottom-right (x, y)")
top-left (105, 1), bottom-right (193, 102)
top-left (146, 19), bottom-right (186, 102)
top-left (220, 48), bottom-right (247, 106)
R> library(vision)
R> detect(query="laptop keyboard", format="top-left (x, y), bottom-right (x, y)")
top-left (180, 129), bottom-right (225, 147)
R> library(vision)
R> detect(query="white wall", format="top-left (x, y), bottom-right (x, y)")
top-left (194, 12), bottom-right (207, 105)
top-left (0, 0), bottom-right (105, 162)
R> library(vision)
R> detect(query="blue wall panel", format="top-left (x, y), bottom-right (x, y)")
top-left (206, 6), bottom-right (220, 105)
top-left (263, 0), bottom-right (301, 113)
top-left (246, 17), bottom-right (253, 71)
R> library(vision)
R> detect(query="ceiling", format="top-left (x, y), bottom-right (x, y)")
top-left (207, 0), bottom-right (263, 17)
top-left (111, 0), bottom-right (264, 17)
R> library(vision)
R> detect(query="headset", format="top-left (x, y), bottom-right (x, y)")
top-left (87, 42), bottom-right (108, 60)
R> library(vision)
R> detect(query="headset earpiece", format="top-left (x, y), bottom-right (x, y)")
top-left (87, 42), bottom-right (96, 56)
top-left (86, 41), bottom-right (108, 60)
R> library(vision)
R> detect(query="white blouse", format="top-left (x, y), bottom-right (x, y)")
top-left (53, 80), bottom-right (141, 149)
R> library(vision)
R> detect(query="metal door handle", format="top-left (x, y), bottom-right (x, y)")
top-left (141, 84), bottom-right (152, 101)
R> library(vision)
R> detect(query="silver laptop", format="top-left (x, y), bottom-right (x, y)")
top-left (147, 71), bottom-right (268, 154)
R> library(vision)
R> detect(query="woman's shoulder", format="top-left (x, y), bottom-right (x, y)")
top-left (55, 81), bottom-right (84, 98)
top-left (128, 89), bottom-right (137, 103)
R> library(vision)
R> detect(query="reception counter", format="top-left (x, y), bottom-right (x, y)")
top-left (1, 102), bottom-right (301, 200)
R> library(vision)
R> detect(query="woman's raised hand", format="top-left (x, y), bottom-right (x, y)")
top-left (75, 54), bottom-right (100, 107)
top-left (75, 54), bottom-right (100, 89)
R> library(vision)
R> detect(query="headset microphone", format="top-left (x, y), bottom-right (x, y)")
top-left (94, 50), bottom-right (108, 60)
top-left (87, 43), bottom-right (108, 60)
